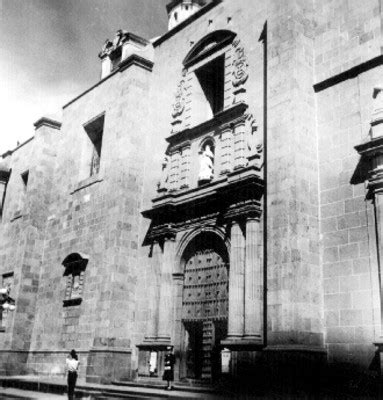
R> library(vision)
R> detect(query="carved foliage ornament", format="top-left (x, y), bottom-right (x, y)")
top-left (232, 38), bottom-right (249, 88)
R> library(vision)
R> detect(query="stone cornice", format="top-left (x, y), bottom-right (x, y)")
top-left (166, 102), bottom-right (248, 147)
top-left (34, 117), bottom-right (62, 130)
top-left (224, 199), bottom-right (262, 222)
top-left (119, 54), bottom-right (154, 72)
top-left (142, 166), bottom-right (263, 245)
top-left (314, 54), bottom-right (383, 93)
top-left (355, 136), bottom-right (383, 157)
top-left (0, 137), bottom-right (34, 158)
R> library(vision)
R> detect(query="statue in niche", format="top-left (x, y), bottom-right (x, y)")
top-left (157, 155), bottom-right (169, 192)
top-left (198, 144), bottom-right (214, 183)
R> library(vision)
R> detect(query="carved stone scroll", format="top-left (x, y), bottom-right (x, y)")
top-left (232, 38), bottom-right (249, 89)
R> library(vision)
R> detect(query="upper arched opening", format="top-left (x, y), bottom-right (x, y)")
top-left (183, 30), bottom-right (236, 68)
top-left (62, 252), bottom-right (89, 275)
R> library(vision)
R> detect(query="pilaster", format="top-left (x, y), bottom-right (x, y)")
top-left (157, 237), bottom-right (176, 343)
top-left (233, 119), bottom-right (247, 170)
top-left (227, 220), bottom-right (245, 338)
top-left (144, 241), bottom-right (162, 342)
top-left (168, 150), bottom-right (181, 192)
top-left (179, 144), bottom-right (191, 189)
top-left (220, 125), bottom-right (233, 175)
top-left (244, 216), bottom-right (263, 340)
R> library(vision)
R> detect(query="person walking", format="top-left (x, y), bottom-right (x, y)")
top-left (65, 349), bottom-right (79, 400)
top-left (163, 346), bottom-right (175, 390)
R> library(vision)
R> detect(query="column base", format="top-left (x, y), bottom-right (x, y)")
top-left (221, 336), bottom-right (264, 350)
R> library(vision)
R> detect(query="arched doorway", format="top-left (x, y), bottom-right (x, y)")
top-left (180, 231), bottom-right (229, 382)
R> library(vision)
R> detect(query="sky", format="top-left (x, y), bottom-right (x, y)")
top-left (0, 0), bottom-right (169, 154)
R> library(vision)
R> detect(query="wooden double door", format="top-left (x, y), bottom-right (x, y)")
top-left (181, 246), bottom-right (229, 381)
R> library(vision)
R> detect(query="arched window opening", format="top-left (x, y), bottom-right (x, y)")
top-left (62, 253), bottom-right (88, 307)
top-left (195, 54), bottom-right (225, 117)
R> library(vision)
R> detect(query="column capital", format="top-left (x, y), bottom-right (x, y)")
top-left (224, 200), bottom-right (262, 222)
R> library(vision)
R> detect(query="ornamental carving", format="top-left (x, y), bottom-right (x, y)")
top-left (157, 155), bottom-right (169, 193)
top-left (172, 79), bottom-right (187, 119)
top-left (232, 38), bottom-right (249, 88)
top-left (98, 29), bottom-right (128, 59)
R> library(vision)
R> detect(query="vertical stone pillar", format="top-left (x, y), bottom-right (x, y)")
top-left (172, 272), bottom-right (184, 381)
top-left (144, 241), bottom-right (162, 341)
top-left (374, 192), bottom-right (383, 332)
top-left (157, 237), bottom-right (176, 342)
top-left (179, 144), bottom-right (191, 189)
top-left (227, 220), bottom-right (245, 338)
top-left (233, 120), bottom-right (247, 170)
top-left (220, 125), bottom-right (233, 175)
top-left (244, 217), bottom-right (263, 339)
top-left (169, 150), bottom-right (181, 192)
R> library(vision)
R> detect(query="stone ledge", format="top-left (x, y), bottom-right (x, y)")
top-left (221, 338), bottom-right (264, 350)
top-left (33, 117), bottom-right (62, 130)
top-left (71, 176), bottom-right (103, 194)
top-left (263, 345), bottom-right (327, 354)
top-left (119, 54), bottom-right (154, 73)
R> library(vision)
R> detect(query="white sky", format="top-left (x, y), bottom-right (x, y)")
top-left (0, 0), bottom-right (169, 154)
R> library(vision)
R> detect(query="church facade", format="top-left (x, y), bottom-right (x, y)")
top-left (1, 0), bottom-right (383, 388)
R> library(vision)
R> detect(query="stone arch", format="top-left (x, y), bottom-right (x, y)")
top-left (183, 30), bottom-right (237, 68)
top-left (199, 136), bottom-right (215, 152)
top-left (176, 226), bottom-right (229, 269)
top-left (177, 227), bottom-right (230, 381)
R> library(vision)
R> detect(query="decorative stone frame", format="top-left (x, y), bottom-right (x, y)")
top-left (0, 272), bottom-right (14, 332)
top-left (62, 253), bottom-right (88, 307)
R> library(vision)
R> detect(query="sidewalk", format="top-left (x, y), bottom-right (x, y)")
top-left (0, 386), bottom-right (66, 399)
top-left (0, 375), bottom-right (235, 399)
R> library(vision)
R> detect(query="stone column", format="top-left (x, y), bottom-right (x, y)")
top-left (157, 237), bottom-right (176, 342)
top-left (356, 87), bottom-right (383, 342)
top-left (220, 125), bottom-right (233, 175)
top-left (233, 120), bottom-right (247, 170)
top-left (144, 241), bottom-right (162, 341)
top-left (374, 191), bottom-right (383, 332)
top-left (244, 216), bottom-right (263, 339)
top-left (227, 220), bottom-right (245, 339)
top-left (179, 144), bottom-right (191, 189)
top-left (172, 272), bottom-right (184, 381)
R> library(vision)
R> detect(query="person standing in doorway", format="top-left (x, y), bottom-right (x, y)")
top-left (163, 346), bottom-right (175, 390)
top-left (65, 349), bottom-right (79, 400)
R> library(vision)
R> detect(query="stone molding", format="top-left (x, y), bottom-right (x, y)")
top-left (118, 54), bottom-right (154, 73)
top-left (166, 102), bottom-right (248, 145)
top-left (183, 29), bottom-right (236, 68)
top-left (154, 0), bottom-right (223, 47)
top-left (142, 165), bottom-right (263, 245)
top-left (33, 117), bottom-right (62, 130)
